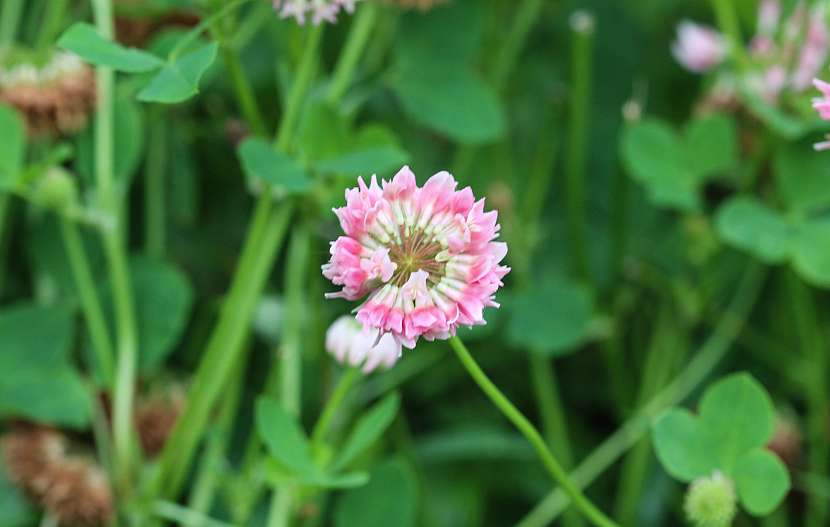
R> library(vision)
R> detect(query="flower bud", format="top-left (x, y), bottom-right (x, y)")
top-left (672, 21), bottom-right (727, 73)
top-left (34, 167), bottom-right (77, 213)
top-left (325, 316), bottom-right (401, 374)
top-left (684, 472), bottom-right (737, 527)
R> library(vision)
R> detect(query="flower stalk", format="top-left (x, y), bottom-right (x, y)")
top-left (449, 336), bottom-right (618, 527)
top-left (91, 0), bottom-right (140, 496)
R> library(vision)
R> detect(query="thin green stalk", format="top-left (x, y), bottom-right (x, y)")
top-left (788, 274), bottom-right (828, 527)
top-left (91, 0), bottom-right (139, 495)
top-left (710, 0), bottom-right (750, 70)
top-left (145, 110), bottom-right (167, 258)
top-left (608, 163), bottom-right (629, 286)
top-left (451, 0), bottom-right (545, 179)
top-left (311, 368), bottom-right (361, 448)
top-left (153, 22), bottom-right (325, 502)
top-left (517, 264), bottom-right (765, 527)
top-left (209, 0), bottom-right (267, 136)
top-left (327, 2), bottom-right (378, 104)
top-left (564, 11), bottom-right (594, 283)
top-left (0, 195), bottom-right (12, 297)
top-left (449, 337), bottom-right (618, 527)
top-left (60, 217), bottom-right (115, 384)
top-left (268, 225), bottom-right (311, 527)
top-left (153, 201), bottom-right (293, 499)
top-left (0, 0), bottom-right (24, 46)
top-left (35, 0), bottom-right (69, 51)
top-left (222, 47), bottom-right (268, 136)
top-left (529, 354), bottom-right (585, 527)
top-left (613, 309), bottom-right (682, 525)
top-left (275, 25), bottom-right (324, 151)
top-left (186, 346), bottom-right (247, 517)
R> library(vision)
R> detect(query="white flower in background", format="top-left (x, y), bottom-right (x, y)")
top-left (273, 0), bottom-right (359, 25)
top-left (672, 21), bottom-right (728, 73)
top-left (325, 316), bottom-right (401, 374)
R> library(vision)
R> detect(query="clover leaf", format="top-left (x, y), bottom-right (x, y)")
top-left (652, 373), bottom-right (790, 518)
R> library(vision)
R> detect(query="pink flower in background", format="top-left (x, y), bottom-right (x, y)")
top-left (325, 316), bottom-right (400, 373)
top-left (323, 166), bottom-right (510, 354)
top-left (272, 0), bottom-right (360, 25)
top-left (757, 0), bottom-right (781, 36)
top-left (672, 21), bottom-right (727, 73)
top-left (812, 78), bottom-right (830, 150)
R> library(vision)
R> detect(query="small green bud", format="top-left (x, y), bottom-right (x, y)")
top-left (684, 472), bottom-right (737, 527)
top-left (35, 167), bottom-right (77, 213)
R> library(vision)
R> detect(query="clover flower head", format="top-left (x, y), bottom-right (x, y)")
top-left (684, 472), bottom-right (737, 527)
top-left (672, 21), bottom-right (728, 73)
top-left (326, 316), bottom-right (401, 373)
top-left (273, 0), bottom-right (360, 25)
top-left (322, 166), bottom-right (509, 354)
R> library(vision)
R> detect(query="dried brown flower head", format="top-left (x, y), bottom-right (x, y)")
top-left (2, 423), bottom-right (113, 526)
top-left (0, 51), bottom-right (96, 137)
top-left (114, 0), bottom-right (200, 47)
top-left (135, 386), bottom-right (185, 457)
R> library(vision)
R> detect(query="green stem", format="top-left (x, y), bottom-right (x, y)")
top-left (490, 0), bottom-right (545, 90)
top-left (326, 2), bottom-right (378, 104)
top-left (0, 0), bottom-right (24, 46)
top-left (516, 264), bottom-right (765, 527)
top-left (529, 354), bottom-right (585, 527)
top-left (145, 110), bottom-right (167, 258)
top-left (449, 336), bottom-right (618, 527)
top-left (451, 0), bottom-right (545, 180)
top-left (187, 347), bottom-right (247, 516)
top-left (91, 0), bottom-right (139, 495)
top-left (35, 0), bottom-right (69, 52)
top-left (222, 46), bottom-right (268, 136)
top-left (153, 22), bottom-right (325, 502)
top-left (0, 195), bottom-right (12, 298)
top-left (153, 201), bottom-right (293, 499)
top-left (267, 225), bottom-right (311, 527)
top-left (59, 217), bottom-right (115, 384)
top-left (168, 0), bottom-right (252, 60)
top-left (275, 25), bottom-right (324, 151)
top-left (710, 0), bottom-right (750, 70)
top-left (788, 273), bottom-right (828, 527)
top-left (565, 11), bottom-right (594, 283)
top-left (311, 368), bottom-right (361, 448)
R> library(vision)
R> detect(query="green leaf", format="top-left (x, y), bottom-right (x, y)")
top-left (131, 257), bottom-right (194, 371)
top-left (137, 42), bottom-right (218, 103)
top-left (774, 141), bottom-right (830, 214)
top-left (57, 23), bottom-right (163, 72)
top-left (652, 409), bottom-right (717, 482)
top-left (791, 219), bottom-right (830, 288)
top-left (263, 458), bottom-right (369, 489)
top-left (317, 146), bottom-right (409, 176)
top-left (621, 119), bottom-right (698, 211)
top-left (94, 257), bottom-right (193, 373)
top-left (715, 197), bottom-right (793, 263)
top-left (0, 105), bottom-right (25, 190)
top-left (256, 397), bottom-right (317, 476)
top-left (733, 449), bottom-right (790, 516)
top-left (334, 459), bottom-right (418, 527)
top-left (395, 0), bottom-right (483, 66)
top-left (0, 303), bottom-right (90, 427)
top-left (505, 280), bottom-right (595, 356)
top-left (699, 373), bottom-right (775, 471)
top-left (334, 393), bottom-right (401, 471)
top-left (238, 138), bottom-right (311, 195)
top-left (685, 113), bottom-right (737, 178)
top-left (390, 66), bottom-right (505, 145)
